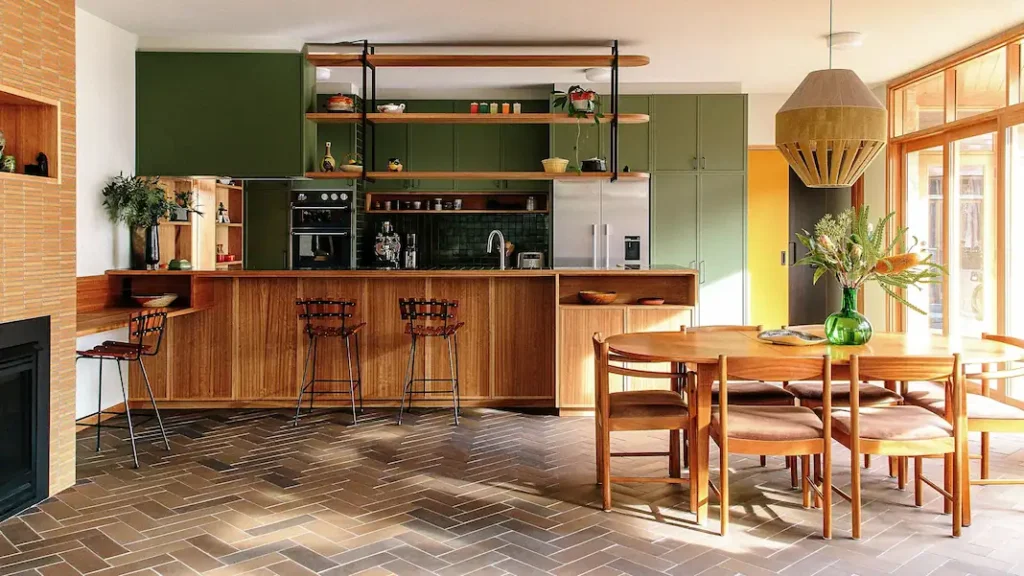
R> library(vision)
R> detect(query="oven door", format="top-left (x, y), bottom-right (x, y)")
top-left (290, 231), bottom-right (352, 270)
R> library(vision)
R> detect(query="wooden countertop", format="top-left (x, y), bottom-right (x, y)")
top-left (105, 267), bottom-right (698, 279)
top-left (77, 306), bottom-right (205, 337)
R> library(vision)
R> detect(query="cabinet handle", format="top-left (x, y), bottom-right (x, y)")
top-left (692, 157), bottom-right (698, 170)
top-left (592, 224), bottom-right (598, 269)
top-left (604, 224), bottom-right (610, 269)
top-left (689, 260), bottom-right (696, 270)
top-left (701, 156), bottom-right (707, 169)
top-left (699, 260), bottom-right (705, 284)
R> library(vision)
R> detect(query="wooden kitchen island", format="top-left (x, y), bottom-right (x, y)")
top-left (83, 268), bottom-right (697, 413)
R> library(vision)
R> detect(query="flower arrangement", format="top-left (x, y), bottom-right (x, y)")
top-left (795, 206), bottom-right (946, 315)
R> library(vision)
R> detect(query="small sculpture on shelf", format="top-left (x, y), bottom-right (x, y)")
top-left (1, 155), bottom-right (14, 173)
top-left (217, 202), bottom-right (230, 224)
top-left (24, 153), bottom-right (48, 177)
top-left (0, 129), bottom-right (5, 156)
top-left (388, 157), bottom-right (403, 172)
top-left (321, 141), bottom-right (336, 172)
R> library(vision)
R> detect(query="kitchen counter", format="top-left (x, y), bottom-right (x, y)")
top-left (87, 267), bottom-right (698, 413)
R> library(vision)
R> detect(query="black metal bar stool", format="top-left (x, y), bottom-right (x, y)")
top-left (294, 298), bottom-right (365, 425)
top-left (397, 298), bottom-right (464, 425)
top-left (76, 310), bottom-right (171, 468)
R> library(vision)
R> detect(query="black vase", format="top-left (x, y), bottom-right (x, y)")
top-left (145, 224), bottom-right (160, 269)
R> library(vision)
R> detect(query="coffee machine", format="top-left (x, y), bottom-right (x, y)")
top-left (403, 233), bottom-right (418, 269)
top-left (373, 221), bottom-right (401, 268)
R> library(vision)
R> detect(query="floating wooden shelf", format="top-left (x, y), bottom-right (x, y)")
top-left (306, 171), bottom-right (649, 181)
top-left (163, 220), bottom-right (192, 226)
top-left (76, 306), bottom-right (203, 337)
top-left (306, 54), bottom-right (650, 68)
top-left (216, 223), bottom-right (243, 228)
top-left (215, 182), bottom-right (243, 191)
top-left (305, 112), bottom-right (650, 125)
top-left (0, 83), bottom-right (61, 184)
top-left (216, 261), bottom-right (243, 269)
top-left (0, 172), bottom-right (59, 184)
top-left (367, 209), bottom-right (548, 215)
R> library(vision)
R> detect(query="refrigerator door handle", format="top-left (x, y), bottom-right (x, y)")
top-left (604, 224), bottom-right (610, 269)
top-left (592, 223), bottom-right (598, 269)
top-left (699, 260), bottom-right (706, 284)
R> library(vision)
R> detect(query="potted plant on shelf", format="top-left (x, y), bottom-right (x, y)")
top-left (794, 206), bottom-right (946, 345)
top-left (551, 86), bottom-right (603, 173)
top-left (102, 173), bottom-right (202, 270)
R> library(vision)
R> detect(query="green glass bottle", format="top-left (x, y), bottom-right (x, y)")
top-left (825, 287), bottom-right (873, 346)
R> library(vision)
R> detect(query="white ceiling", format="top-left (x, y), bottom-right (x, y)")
top-left (77, 0), bottom-right (1024, 93)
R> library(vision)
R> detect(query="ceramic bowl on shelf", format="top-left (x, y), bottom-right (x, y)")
top-left (636, 297), bottom-right (665, 306)
top-left (340, 164), bottom-right (362, 173)
top-left (541, 157), bottom-right (569, 173)
top-left (327, 94), bottom-right (354, 112)
top-left (377, 103), bottom-right (406, 113)
top-left (132, 293), bottom-right (178, 308)
top-left (578, 291), bottom-right (617, 305)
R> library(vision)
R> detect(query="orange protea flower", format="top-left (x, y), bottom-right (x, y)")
top-left (875, 252), bottom-right (922, 275)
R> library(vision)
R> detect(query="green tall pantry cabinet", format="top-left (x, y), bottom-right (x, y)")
top-left (650, 94), bottom-right (747, 325)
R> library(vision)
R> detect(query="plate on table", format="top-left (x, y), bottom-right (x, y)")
top-left (757, 329), bottom-right (827, 346)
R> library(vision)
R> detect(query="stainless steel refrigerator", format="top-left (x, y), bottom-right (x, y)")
top-left (553, 179), bottom-right (650, 269)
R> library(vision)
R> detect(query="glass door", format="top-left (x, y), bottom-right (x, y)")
top-left (905, 145), bottom-right (945, 336)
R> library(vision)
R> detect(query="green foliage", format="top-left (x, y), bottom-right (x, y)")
top-left (794, 206), bottom-right (946, 315)
top-left (551, 86), bottom-right (604, 174)
top-left (102, 173), bottom-right (202, 230)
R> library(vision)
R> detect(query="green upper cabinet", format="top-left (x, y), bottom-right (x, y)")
top-left (455, 122), bottom-right (502, 190)
top-left (698, 94), bottom-right (746, 172)
top-left (501, 100), bottom-right (549, 191)
top-left (600, 95), bottom-right (650, 173)
top-left (407, 100), bottom-right (454, 190)
top-left (651, 173), bottom-right (698, 267)
top-left (244, 181), bottom-right (291, 270)
top-left (368, 121), bottom-right (408, 190)
top-left (652, 95), bottom-right (698, 172)
top-left (137, 52), bottom-right (303, 177)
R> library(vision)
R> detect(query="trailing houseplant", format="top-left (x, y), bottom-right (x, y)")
top-left (102, 173), bottom-right (202, 269)
top-left (795, 206), bottom-right (946, 345)
top-left (552, 86), bottom-right (603, 173)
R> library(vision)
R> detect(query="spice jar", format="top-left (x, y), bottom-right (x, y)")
top-left (490, 102), bottom-right (498, 114)
top-left (470, 102), bottom-right (479, 113)
top-left (501, 102), bottom-right (510, 114)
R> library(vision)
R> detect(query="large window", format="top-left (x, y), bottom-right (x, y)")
top-left (905, 146), bottom-right (944, 334)
top-left (952, 132), bottom-right (997, 337)
top-left (955, 48), bottom-right (1006, 120)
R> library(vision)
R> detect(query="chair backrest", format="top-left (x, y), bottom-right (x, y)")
top-left (297, 298), bottom-right (357, 335)
top-left (398, 298), bottom-right (458, 330)
top-left (970, 333), bottom-right (1024, 396)
top-left (593, 332), bottom-right (687, 420)
top-left (683, 324), bottom-right (763, 333)
top-left (129, 310), bottom-right (167, 357)
top-left (851, 354), bottom-right (962, 424)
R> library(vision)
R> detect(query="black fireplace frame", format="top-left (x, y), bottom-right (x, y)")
top-left (0, 316), bottom-right (50, 522)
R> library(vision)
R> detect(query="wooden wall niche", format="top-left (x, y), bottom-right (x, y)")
top-left (0, 84), bottom-right (60, 183)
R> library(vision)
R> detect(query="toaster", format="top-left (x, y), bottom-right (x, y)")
top-left (517, 252), bottom-right (545, 269)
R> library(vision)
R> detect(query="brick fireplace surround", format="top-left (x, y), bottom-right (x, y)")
top-left (0, 0), bottom-right (77, 496)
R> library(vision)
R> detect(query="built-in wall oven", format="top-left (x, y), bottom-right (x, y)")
top-left (289, 189), bottom-right (354, 269)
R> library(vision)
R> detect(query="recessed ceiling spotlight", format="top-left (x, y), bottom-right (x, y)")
top-left (316, 67), bottom-right (331, 81)
top-left (827, 31), bottom-right (864, 50)
top-left (584, 67), bottom-right (611, 82)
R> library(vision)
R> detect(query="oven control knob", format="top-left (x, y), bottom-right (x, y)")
top-left (339, 193), bottom-right (349, 201)
top-left (330, 193), bottom-right (339, 201)
top-left (320, 193), bottom-right (329, 201)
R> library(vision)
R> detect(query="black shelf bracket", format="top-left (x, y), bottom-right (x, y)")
top-left (611, 40), bottom-right (619, 183)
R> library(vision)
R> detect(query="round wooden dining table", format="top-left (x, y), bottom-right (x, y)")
top-left (603, 329), bottom-right (1023, 525)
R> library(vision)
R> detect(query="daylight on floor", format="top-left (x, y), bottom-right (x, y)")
top-left (3, 1), bottom-right (1024, 574)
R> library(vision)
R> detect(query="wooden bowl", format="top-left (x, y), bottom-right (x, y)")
top-left (637, 297), bottom-right (665, 306)
top-left (578, 291), bottom-right (617, 305)
top-left (132, 293), bottom-right (178, 308)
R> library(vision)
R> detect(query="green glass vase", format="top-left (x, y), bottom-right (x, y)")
top-left (825, 287), bottom-right (873, 346)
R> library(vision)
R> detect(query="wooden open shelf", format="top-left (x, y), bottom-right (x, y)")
top-left (215, 182), bottom-right (243, 191)
top-left (306, 54), bottom-right (650, 68)
top-left (216, 223), bottom-right (243, 228)
top-left (305, 112), bottom-right (650, 125)
top-left (305, 171), bottom-right (649, 181)
top-left (215, 182), bottom-right (244, 268)
top-left (0, 83), bottom-right (61, 183)
top-left (367, 190), bottom-right (549, 215)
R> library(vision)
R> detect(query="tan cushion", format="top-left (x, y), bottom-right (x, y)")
top-left (831, 406), bottom-right (953, 441)
top-left (904, 383), bottom-right (1024, 421)
top-left (711, 382), bottom-right (796, 406)
top-left (712, 406), bottom-right (823, 442)
top-left (788, 382), bottom-right (902, 407)
top-left (609, 390), bottom-right (688, 420)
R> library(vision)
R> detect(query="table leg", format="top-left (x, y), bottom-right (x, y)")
top-left (692, 362), bottom-right (713, 526)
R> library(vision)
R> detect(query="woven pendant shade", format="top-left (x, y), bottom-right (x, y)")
top-left (776, 69), bottom-right (886, 187)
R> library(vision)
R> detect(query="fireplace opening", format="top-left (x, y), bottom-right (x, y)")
top-left (0, 317), bottom-right (50, 522)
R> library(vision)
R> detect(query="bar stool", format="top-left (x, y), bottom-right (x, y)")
top-left (294, 298), bottom-right (365, 425)
top-left (76, 310), bottom-right (171, 468)
top-left (397, 298), bottom-right (463, 425)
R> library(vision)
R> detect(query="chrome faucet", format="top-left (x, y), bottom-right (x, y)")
top-left (486, 230), bottom-right (506, 270)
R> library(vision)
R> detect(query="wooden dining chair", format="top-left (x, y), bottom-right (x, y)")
top-left (902, 333), bottom-right (1024, 526)
top-left (593, 333), bottom-right (690, 512)
top-left (831, 354), bottom-right (964, 538)
top-left (712, 354), bottom-right (833, 537)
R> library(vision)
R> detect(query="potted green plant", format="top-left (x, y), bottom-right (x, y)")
top-left (552, 86), bottom-right (604, 173)
top-left (795, 206), bottom-right (946, 345)
top-left (102, 174), bottom-right (202, 270)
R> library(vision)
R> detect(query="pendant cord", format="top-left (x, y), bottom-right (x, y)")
top-left (829, 0), bottom-right (833, 69)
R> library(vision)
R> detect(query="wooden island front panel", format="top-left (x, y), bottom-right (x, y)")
top-left (108, 269), bottom-right (696, 412)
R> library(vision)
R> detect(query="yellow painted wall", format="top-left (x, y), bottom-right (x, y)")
top-left (747, 149), bottom-right (790, 328)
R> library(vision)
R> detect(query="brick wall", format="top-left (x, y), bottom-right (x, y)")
top-left (0, 0), bottom-right (77, 495)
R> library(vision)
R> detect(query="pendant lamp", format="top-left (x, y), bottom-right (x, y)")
top-left (776, 0), bottom-right (886, 188)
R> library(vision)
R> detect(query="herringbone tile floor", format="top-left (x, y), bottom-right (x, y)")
top-left (4, 408), bottom-right (1024, 575)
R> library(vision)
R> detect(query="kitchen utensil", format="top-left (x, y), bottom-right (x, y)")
top-left (578, 291), bottom-right (617, 305)
top-left (541, 157), bottom-right (569, 173)
top-left (637, 297), bottom-right (665, 306)
top-left (757, 329), bottom-right (828, 346)
top-left (413, 201), bottom-right (422, 210)
top-left (453, 198), bottom-right (463, 210)
top-left (132, 293), bottom-right (178, 308)
top-left (377, 103), bottom-right (406, 113)
top-left (517, 252), bottom-right (545, 269)
top-left (327, 94), bottom-right (354, 112)
top-left (581, 158), bottom-right (607, 172)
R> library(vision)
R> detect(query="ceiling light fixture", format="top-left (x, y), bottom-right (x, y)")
top-left (828, 31), bottom-right (864, 50)
top-left (776, 0), bottom-right (885, 188)
top-left (584, 68), bottom-right (611, 82)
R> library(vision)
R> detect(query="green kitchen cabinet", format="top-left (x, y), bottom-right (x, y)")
top-left (407, 100), bottom-right (454, 190)
top-left (368, 121), bottom-right (409, 190)
top-left (245, 181), bottom-right (291, 270)
top-left (501, 100), bottom-right (549, 191)
top-left (600, 95), bottom-right (650, 173)
top-left (455, 123), bottom-right (502, 190)
top-left (137, 52), bottom-right (304, 177)
top-left (652, 95), bottom-right (699, 172)
top-left (698, 95), bottom-right (746, 172)
top-left (651, 173), bottom-right (698, 267)
top-left (697, 173), bottom-right (746, 324)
